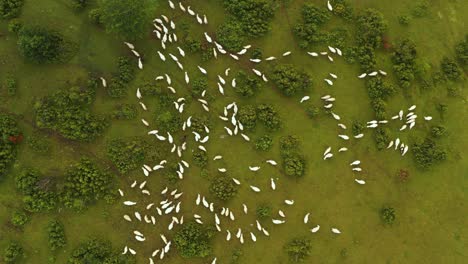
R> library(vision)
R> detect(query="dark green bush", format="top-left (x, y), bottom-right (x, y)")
top-left (209, 175), bottom-right (238, 201)
top-left (284, 237), bottom-right (312, 262)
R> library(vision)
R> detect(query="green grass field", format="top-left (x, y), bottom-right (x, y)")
top-left (0, 0), bottom-right (466, 263)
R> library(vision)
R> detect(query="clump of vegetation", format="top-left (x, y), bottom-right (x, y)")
top-left (222, 0), bottom-right (276, 37)
top-left (209, 175), bottom-right (238, 201)
top-left (392, 39), bottom-right (417, 88)
top-left (254, 135), bottom-right (273, 151)
top-left (14, 168), bottom-right (57, 212)
top-left (0, 0), bottom-right (24, 19)
top-left (217, 20), bottom-right (245, 51)
top-left (284, 237), bottom-right (312, 262)
top-left (0, 112), bottom-right (20, 178)
top-left (380, 206), bottom-right (396, 225)
top-left (412, 138), bottom-right (447, 169)
top-left (192, 149), bottom-right (208, 168)
top-left (70, 0), bottom-right (88, 11)
top-left (256, 104), bottom-right (281, 131)
top-left (356, 8), bottom-right (387, 49)
top-left (17, 26), bottom-right (73, 64)
top-left (411, 0), bottom-right (429, 18)
top-left (10, 210), bottom-right (29, 228)
top-left (454, 35), bottom-right (468, 66)
top-left (191, 77), bottom-right (208, 97)
top-left (47, 219), bottom-right (66, 251)
top-left (112, 104), bottom-right (137, 120)
top-left (284, 155), bottom-right (306, 178)
top-left (294, 3), bottom-right (331, 48)
top-left (280, 135), bottom-right (306, 178)
top-left (35, 79), bottom-right (108, 142)
top-left (174, 222), bottom-right (213, 258)
top-left (98, 0), bottom-right (153, 39)
top-left (270, 64), bottom-right (312, 97)
top-left (256, 204), bottom-right (272, 219)
top-left (398, 15), bottom-right (410, 26)
top-left (107, 138), bottom-right (145, 174)
top-left (107, 56), bottom-right (136, 97)
top-left (234, 70), bottom-right (262, 97)
top-left (374, 127), bottom-right (390, 150)
top-left (7, 18), bottom-right (22, 33)
top-left (352, 121), bottom-right (364, 135)
top-left (440, 57), bottom-right (463, 81)
top-left (3, 241), bottom-right (23, 264)
top-left (238, 105), bottom-right (257, 131)
top-left (68, 238), bottom-right (133, 263)
top-left (4, 75), bottom-right (17, 96)
top-left (62, 158), bottom-right (116, 211)
top-left (155, 110), bottom-right (182, 134)
top-left (305, 104), bottom-right (319, 118)
top-left (431, 125), bottom-right (447, 138)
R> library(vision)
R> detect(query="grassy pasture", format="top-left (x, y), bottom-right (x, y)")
top-left (0, 0), bottom-right (466, 263)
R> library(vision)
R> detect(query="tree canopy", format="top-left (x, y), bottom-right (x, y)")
top-left (174, 222), bottom-right (213, 258)
top-left (0, 113), bottom-right (20, 179)
top-left (271, 64), bottom-right (312, 97)
top-left (34, 80), bottom-right (109, 142)
top-left (17, 26), bottom-right (68, 64)
top-left (99, 0), bottom-right (154, 40)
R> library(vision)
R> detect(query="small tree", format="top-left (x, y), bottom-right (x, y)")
top-left (380, 207), bottom-right (396, 225)
top-left (3, 241), bottom-right (23, 264)
top-left (47, 220), bottom-right (66, 250)
top-left (174, 222), bottom-right (213, 258)
top-left (11, 210), bottom-right (29, 228)
top-left (17, 26), bottom-right (66, 64)
top-left (99, 0), bottom-right (153, 39)
top-left (209, 175), bottom-right (238, 201)
top-left (284, 237), bottom-right (312, 262)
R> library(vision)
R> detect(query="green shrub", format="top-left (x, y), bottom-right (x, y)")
top-left (254, 135), bottom-right (273, 151)
top-left (7, 18), bottom-right (22, 33)
top-left (107, 138), bottom-right (145, 174)
top-left (234, 70), bottom-right (262, 97)
top-left (305, 104), bottom-right (319, 118)
top-left (11, 210), bottom-right (29, 228)
top-left (68, 238), bottom-right (133, 263)
top-left (398, 15), bottom-right (410, 25)
top-left (256, 104), bottom-right (281, 131)
top-left (70, 0), bottom-right (88, 11)
top-left (174, 222), bottom-right (213, 258)
top-left (284, 155), bottom-right (306, 178)
top-left (0, 0), bottom-right (24, 19)
top-left (412, 138), bottom-right (447, 168)
top-left (256, 204), bottom-right (272, 219)
top-left (47, 220), bottom-right (66, 250)
top-left (3, 241), bottom-right (23, 264)
top-left (455, 35), bottom-right (468, 66)
top-left (17, 26), bottom-right (69, 64)
top-left (238, 105), bottom-right (257, 131)
top-left (112, 104), bottom-right (137, 120)
top-left (209, 175), bottom-right (238, 201)
top-left (35, 82), bottom-right (108, 142)
top-left (192, 149), bottom-right (208, 168)
top-left (99, 0), bottom-right (154, 39)
top-left (4, 76), bottom-right (17, 96)
top-left (217, 20), bottom-right (245, 51)
top-left (411, 0), bottom-right (429, 18)
top-left (431, 125), bottom-right (446, 138)
top-left (392, 39), bottom-right (417, 88)
top-left (62, 158), bottom-right (115, 211)
top-left (270, 64), bottom-right (312, 97)
top-left (380, 207), bottom-right (396, 225)
top-left (284, 237), bottom-right (311, 262)
top-left (88, 8), bottom-right (102, 24)
top-left (440, 57), bottom-right (463, 81)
